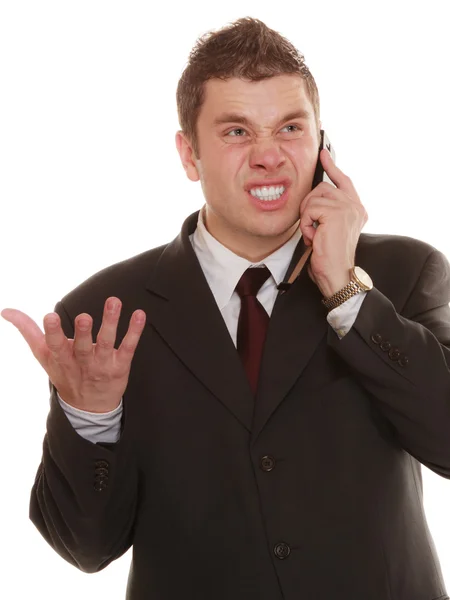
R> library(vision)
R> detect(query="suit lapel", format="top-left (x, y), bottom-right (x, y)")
top-left (145, 211), bottom-right (255, 432)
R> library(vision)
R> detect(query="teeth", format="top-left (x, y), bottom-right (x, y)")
top-left (250, 185), bottom-right (285, 201)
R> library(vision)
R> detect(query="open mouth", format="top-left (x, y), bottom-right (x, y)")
top-left (246, 185), bottom-right (289, 210)
top-left (249, 185), bottom-right (286, 202)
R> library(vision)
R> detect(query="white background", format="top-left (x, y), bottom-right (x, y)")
top-left (1, 1), bottom-right (450, 598)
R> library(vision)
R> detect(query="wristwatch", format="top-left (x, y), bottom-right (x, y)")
top-left (322, 266), bottom-right (373, 312)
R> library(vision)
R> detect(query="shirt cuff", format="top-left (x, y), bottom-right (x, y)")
top-left (57, 392), bottom-right (123, 444)
top-left (326, 291), bottom-right (368, 339)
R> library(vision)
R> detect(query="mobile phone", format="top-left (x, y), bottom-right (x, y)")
top-left (310, 129), bottom-right (336, 229)
top-left (311, 129), bottom-right (336, 189)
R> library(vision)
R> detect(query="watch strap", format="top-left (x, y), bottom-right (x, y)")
top-left (322, 279), bottom-right (362, 311)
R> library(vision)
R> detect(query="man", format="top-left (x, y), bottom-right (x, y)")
top-left (2, 16), bottom-right (450, 600)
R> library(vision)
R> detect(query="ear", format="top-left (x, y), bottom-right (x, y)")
top-left (175, 131), bottom-right (200, 182)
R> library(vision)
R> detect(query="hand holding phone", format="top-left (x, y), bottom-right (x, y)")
top-left (278, 129), bottom-right (339, 291)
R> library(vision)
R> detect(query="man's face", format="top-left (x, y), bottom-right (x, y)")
top-left (176, 74), bottom-right (321, 260)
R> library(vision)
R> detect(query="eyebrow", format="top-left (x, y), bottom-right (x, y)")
top-left (213, 109), bottom-right (312, 128)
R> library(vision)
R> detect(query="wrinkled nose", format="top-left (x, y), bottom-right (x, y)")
top-left (248, 139), bottom-right (286, 172)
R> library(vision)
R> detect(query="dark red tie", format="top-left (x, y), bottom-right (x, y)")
top-left (235, 266), bottom-right (271, 395)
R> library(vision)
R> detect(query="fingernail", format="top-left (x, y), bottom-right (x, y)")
top-left (107, 299), bottom-right (118, 312)
top-left (78, 319), bottom-right (90, 331)
top-left (135, 310), bottom-right (145, 323)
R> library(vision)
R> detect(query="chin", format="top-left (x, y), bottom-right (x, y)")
top-left (250, 221), bottom-right (298, 240)
top-left (254, 212), bottom-right (299, 234)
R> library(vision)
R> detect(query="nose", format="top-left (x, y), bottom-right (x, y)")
top-left (248, 138), bottom-right (286, 172)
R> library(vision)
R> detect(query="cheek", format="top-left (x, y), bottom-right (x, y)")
top-left (206, 145), bottom-right (247, 189)
top-left (283, 140), bottom-right (317, 166)
top-left (222, 144), bottom-right (248, 173)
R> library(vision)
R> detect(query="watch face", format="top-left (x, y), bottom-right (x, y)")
top-left (354, 266), bottom-right (373, 290)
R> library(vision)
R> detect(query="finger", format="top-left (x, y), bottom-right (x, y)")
top-left (94, 297), bottom-right (122, 360)
top-left (301, 196), bottom-right (339, 224)
top-left (300, 199), bottom-right (335, 246)
top-left (320, 148), bottom-right (357, 198)
top-left (73, 313), bottom-right (94, 363)
top-left (300, 184), bottom-right (342, 216)
top-left (301, 224), bottom-right (317, 247)
top-left (43, 313), bottom-right (73, 363)
top-left (116, 310), bottom-right (147, 366)
top-left (1, 308), bottom-right (49, 364)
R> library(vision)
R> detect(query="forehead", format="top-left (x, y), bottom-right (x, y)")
top-left (200, 74), bottom-right (312, 124)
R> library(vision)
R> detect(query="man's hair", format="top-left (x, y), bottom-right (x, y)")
top-left (176, 17), bottom-right (321, 159)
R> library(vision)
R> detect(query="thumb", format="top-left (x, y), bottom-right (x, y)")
top-left (2, 308), bottom-right (48, 363)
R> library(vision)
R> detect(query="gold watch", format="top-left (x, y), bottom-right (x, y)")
top-left (322, 267), bottom-right (373, 312)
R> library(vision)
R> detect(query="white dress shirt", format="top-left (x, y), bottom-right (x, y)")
top-left (58, 208), bottom-right (367, 443)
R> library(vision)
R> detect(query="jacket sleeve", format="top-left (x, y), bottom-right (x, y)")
top-left (29, 300), bottom-right (139, 573)
top-left (327, 248), bottom-right (450, 478)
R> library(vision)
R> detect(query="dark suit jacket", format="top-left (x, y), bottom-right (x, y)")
top-left (30, 210), bottom-right (450, 600)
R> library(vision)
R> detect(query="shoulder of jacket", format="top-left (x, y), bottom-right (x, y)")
top-left (358, 231), bottom-right (439, 255)
top-left (357, 232), bottom-right (442, 270)
top-left (356, 232), bottom-right (445, 309)
top-left (58, 242), bottom-right (169, 316)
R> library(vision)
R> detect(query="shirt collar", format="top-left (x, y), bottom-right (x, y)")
top-left (190, 206), bottom-right (302, 310)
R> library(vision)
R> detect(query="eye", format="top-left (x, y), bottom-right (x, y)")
top-left (280, 124), bottom-right (301, 133)
top-left (226, 128), bottom-right (247, 137)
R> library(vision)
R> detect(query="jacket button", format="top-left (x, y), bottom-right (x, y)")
top-left (380, 341), bottom-right (391, 352)
top-left (95, 467), bottom-right (109, 476)
top-left (94, 480), bottom-right (108, 492)
top-left (371, 333), bottom-right (382, 344)
top-left (94, 472), bottom-right (109, 492)
top-left (388, 347), bottom-right (401, 361)
top-left (260, 455), bottom-right (275, 472)
top-left (398, 354), bottom-right (409, 367)
top-left (95, 460), bottom-right (109, 469)
top-left (274, 542), bottom-right (291, 559)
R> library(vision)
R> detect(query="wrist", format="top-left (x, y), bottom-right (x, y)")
top-left (56, 390), bottom-right (122, 414)
top-left (321, 266), bottom-right (373, 312)
top-left (318, 271), bottom-right (352, 300)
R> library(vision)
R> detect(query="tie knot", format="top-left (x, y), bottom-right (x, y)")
top-left (235, 266), bottom-right (271, 298)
